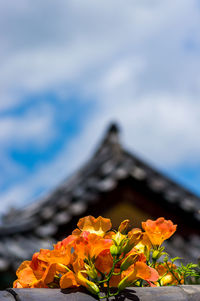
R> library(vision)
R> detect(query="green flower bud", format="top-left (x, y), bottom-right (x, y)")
top-left (118, 220), bottom-right (130, 234)
top-left (120, 254), bottom-right (138, 272)
top-left (110, 245), bottom-right (120, 256)
top-left (86, 269), bottom-right (98, 280)
top-left (113, 232), bottom-right (126, 246)
top-left (86, 281), bottom-right (100, 295)
top-left (118, 277), bottom-right (130, 292)
top-left (85, 263), bottom-right (97, 279)
top-left (152, 250), bottom-right (160, 260)
top-left (122, 239), bottom-right (133, 255)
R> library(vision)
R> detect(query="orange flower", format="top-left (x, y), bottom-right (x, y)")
top-left (30, 252), bottom-right (56, 286)
top-left (118, 220), bottom-right (130, 234)
top-left (42, 263), bottom-right (57, 286)
top-left (73, 257), bottom-right (85, 274)
top-left (123, 228), bottom-right (144, 254)
top-left (128, 228), bottom-right (143, 246)
top-left (13, 281), bottom-right (23, 288)
top-left (54, 235), bottom-right (77, 250)
top-left (77, 215), bottom-right (112, 237)
top-left (60, 271), bottom-right (79, 289)
top-left (95, 249), bottom-right (113, 274)
top-left (155, 262), bottom-right (183, 286)
top-left (14, 261), bottom-right (37, 288)
top-left (13, 259), bottom-right (57, 288)
top-left (13, 215), bottom-right (182, 294)
top-left (142, 217), bottom-right (177, 246)
top-left (38, 247), bottom-right (71, 266)
top-left (76, 270), bottom-right (100, 295)
top-left (118, 262), bottom-right (159, 290)
top-left (134, 233), bottom-right (152, 254)
top-left (74, 233), bottom-right (112, 260)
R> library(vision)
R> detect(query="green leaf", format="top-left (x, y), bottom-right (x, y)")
top-left (171, 257), bottom-right (182, 263)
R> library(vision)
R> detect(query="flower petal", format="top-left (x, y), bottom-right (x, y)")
top-left (60, 271), bottom-right (79, 289)
top-left (142, 218), bottom-right (177, 245)
top-left (77, 216), bottom-right (112, 237)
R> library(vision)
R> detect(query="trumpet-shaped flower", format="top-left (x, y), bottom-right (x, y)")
top-left (38, 247), bottom-right (71, 266)
top-left (74, 233), bottom-right (112, 260)
top-left (119, 262), bottom-right (159, 291)
top-left (134, 233), bottom-right (152, 255)
top-left (156, 262), bottom-right (183, 286)
top-left (77, 215), bottom-right (112, 237)
top-left (95, 249), bottom-right (113, 274)
top-left (76, 271), bottom-right (100, 295)
top-left (123, 228), bottom-right (144, 254)
top-left (118, 219), bottom-right (130, 234)
top-left (13, 259), bottom-right (57, 288)
top-left (142, 217), bottom-right (177, 246)
top-left (54, 235), bottom-right (77, 250)
top-left (13, 215), bottom-right (187, 297)
top-left (60, 271), bottom-right (79, 289)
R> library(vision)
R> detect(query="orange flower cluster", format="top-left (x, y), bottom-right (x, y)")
top-left (13, 216), bottom-right (179, 297)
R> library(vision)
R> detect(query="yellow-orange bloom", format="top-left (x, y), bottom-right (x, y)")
top-left (156, 262), bottom-right (183, 286)
top-left (13, 259), bottom-right (57, 288)
top-left (134, 233), bottom-right (152, 254)
top-left (60, 271), bottom-right (79, 289)
top-left (74, 233), bottom-right (112, 260)
top-left (77, 215), bottom-right (112, 237)
top-left (38, 247), bottom-right (71, 266)
top-left (12, 215), bottom-right (182, 293)
top-left (76, 271), bottom-right (100, 295)
top-left (142, 217), bottom-right (177, 245)
top-left (54, 235), bottom-right (77, 250)
top-left (118, 220), bottom-right (130, 234)
top-left (119, 262), bottom-right (159, 291)
top-left (73, 257), bottom-right (85, 274)
top-left (95, 249), bottom-right (113, 274)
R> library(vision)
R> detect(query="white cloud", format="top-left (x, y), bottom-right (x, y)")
top-left (0, 104), bottom-right (55, 148)
top-left (0, 121), bottom-right (98, 214)
top-left (0, 103), bottom-right (56, 209)
top-left (1, 0), bottom-right (200, 109)
top-left (97, 95), bottom-right (200, 167)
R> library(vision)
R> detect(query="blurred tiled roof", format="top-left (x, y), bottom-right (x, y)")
top-left (0, 123), bottom-right (200, 271)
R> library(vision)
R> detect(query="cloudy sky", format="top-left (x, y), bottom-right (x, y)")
top-left (1, 0), bottom-right (200, 216)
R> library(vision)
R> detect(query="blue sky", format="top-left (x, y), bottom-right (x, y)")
top-left (1, 0), bottom-right (200, 215)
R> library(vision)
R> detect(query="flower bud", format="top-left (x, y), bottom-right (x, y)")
top-left (110, 245), bottom-right (120, 256)
top-left (118, 220), bottom-right (130, 234)
top-left (122, 229), bottom-right (143, 254)
top-left (122, 241), bottom-right (132, 254)
top-left (86, 281), bottom-right (100, 295)
top-left (118, 277), bottom-right (130, 291)
top-left (120, 254), bottom-right (139, 272)
top-left (112, 232), bottom-right (126, 246)
top-left (144, 245), bottom-right (150, 261)
top-left (77, 271), bottom-right (100, 295)
top-left (152, 250), bottom-right (160, 260)
top-left (85, 264), bottom-right (98, 280)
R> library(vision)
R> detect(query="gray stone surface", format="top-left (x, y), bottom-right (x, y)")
top-left (0, 290), bottom-right (15, 300)
top-left (1, 286), bottom-right (198, 301)
top-left (179, 285), bottom-right (200, 301)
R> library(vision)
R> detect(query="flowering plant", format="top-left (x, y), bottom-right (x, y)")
top-left (13, 216), bottom-right (200, 298)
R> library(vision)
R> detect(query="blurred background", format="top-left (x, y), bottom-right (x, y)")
top-left (1, 0), bottom-right (200, 289)
top-left (1, 0), bottom-right (200, 218)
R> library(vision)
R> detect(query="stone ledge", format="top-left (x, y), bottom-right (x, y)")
top-left (1, 286), bottom-right (200, 301)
